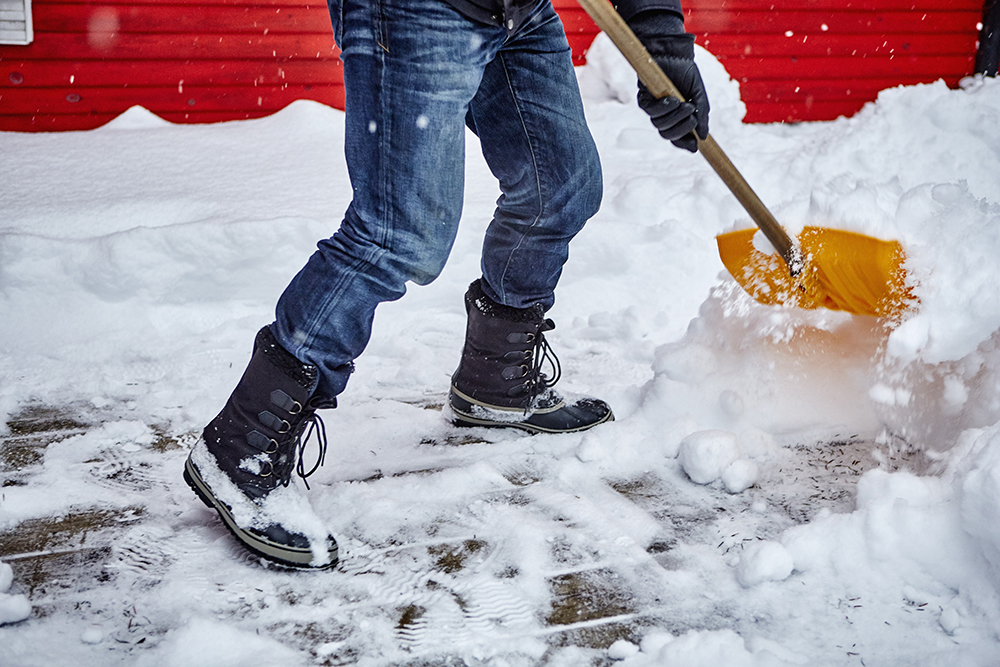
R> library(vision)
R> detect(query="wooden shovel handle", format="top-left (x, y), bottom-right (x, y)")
top-left (576, 0), bottom-right (800, 273)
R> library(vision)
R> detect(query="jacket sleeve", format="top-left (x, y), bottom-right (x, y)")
top-left (612, 0), bottom-right (684, 22)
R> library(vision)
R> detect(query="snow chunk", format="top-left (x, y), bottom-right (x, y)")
top-left (608, 639), bottom-right (640, 660)
top-left (736, 540), bottom-right (794, 587)
top-left (80, 627), bottom-right (105, 645)
top-left (623, 629), bottom-right (799, 666)
top-left (723, 459), bottom-right (759, 494)
top-left (0, 594), bottom-right (31, 626)
top-left (0, 565), bottom-right (30, 626)
top-left (678, 430), bottom-right (739, 485)
top-left (137, 618), bottom-right (308, 667)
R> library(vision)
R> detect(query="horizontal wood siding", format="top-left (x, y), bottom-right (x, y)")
top-left (0, 0), bottom-right (983, 130)
top-left (0, 0), bottom-right (342, 131)
top-left (682, 0), bottom-right (981, 122)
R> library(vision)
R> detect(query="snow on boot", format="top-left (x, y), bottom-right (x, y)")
top-left (449, 279), bottom-right (614, 434)
top-left (183, 325), bottom-right (339, 569)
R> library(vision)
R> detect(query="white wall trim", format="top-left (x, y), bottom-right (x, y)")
top-left (0, 0), bottom-right (33, 46)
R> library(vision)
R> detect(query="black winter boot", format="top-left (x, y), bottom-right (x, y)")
top-left (449, 280), bottom-right (614, 433)
top-left (183, 326), bottom-right (339, 569)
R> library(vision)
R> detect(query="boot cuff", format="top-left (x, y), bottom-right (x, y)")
top-left (467, 279), bottom-right (545, 323)
top-left (255, 326), bottom-right (319, 394)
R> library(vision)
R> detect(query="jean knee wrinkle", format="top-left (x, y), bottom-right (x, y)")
top-left (473, 11), bottom-right (603, 310)
top-left (276, 0), bottom-right (507, 398)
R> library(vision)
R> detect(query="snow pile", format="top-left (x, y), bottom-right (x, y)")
top-left (1, 30), bottom-right (1000, 667)
top-left (676, 429), bottom-right (760, 493)
top-left (135, 618), bottom-right (308, 667)
top-left (610, 629), bottom-right (802, 666)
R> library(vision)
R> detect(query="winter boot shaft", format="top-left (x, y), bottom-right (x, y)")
top-left (449, 279), bottom-right (614, 433)
top-left (184, 325), bottom-right (339, 569)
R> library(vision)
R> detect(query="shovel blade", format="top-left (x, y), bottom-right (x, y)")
top-left (717, 226), bottom-right (914, 318)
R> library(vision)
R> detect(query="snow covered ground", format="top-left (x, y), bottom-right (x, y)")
top-left (2, 35), bottom-right (1000, 666)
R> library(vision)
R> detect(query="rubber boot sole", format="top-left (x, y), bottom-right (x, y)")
top-left (183, 455), bottom-right (338, 570)
top-left (449, 387), bottom-right (614, 434)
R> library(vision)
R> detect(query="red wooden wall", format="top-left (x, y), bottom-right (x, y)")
top-left (0, 0), bottom-right (343, 131)
top-left (0, 0), bottom-right (983, 132)
top-left (683, 0), bottom-right (982, 122)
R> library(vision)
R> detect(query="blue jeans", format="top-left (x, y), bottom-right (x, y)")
top-left (274, 0), bottom-right (603, 400)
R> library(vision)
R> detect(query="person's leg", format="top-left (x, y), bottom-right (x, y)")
top-left (274, 0), bottom-right (507, 400)
top-left (186, 0), bottom-right (507, 567)
top-left (469, 0), bottom-right (603, 311)
top-left (449, 2), bottom-right (612, 433)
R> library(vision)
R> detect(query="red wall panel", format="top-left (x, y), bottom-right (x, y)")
top-left (0, 0), bottom-right (983, 131)
top-left (1, 0), bottom-right (342, 131)
top-left (682, 0), bottom-right (980, 121)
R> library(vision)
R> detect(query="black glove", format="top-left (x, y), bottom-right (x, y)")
top-left (626, 10), bottom-right (710, 152)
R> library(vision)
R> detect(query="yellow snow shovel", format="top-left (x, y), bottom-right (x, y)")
top-left (576, 0), bottom-right (913, 318)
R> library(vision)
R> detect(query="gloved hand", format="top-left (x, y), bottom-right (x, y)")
top-left (626, 10), bottom-right (710, 152)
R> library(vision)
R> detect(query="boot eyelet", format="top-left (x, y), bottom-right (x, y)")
top-left (266, 439), bottom-right (278, 454)
top-left (288, 401), bottom-right (303, 415)
top-left (259, 460), bottom-right (274, 478)
top-left (277, 420), bottom-right (291, 434)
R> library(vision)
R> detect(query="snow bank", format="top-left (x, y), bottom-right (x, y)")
top-left (613, 629), bottom-right (802, 666)
top-left (1, 28), bottom-right (1000, 667)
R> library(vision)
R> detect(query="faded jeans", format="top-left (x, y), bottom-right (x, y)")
top-left (273, 0), bottom-right (603, 400)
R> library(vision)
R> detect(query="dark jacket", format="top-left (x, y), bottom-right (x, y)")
top-left (442, 0), bottom-right (683, 34)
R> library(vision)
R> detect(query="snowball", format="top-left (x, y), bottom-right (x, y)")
top-left (81, 627), bottom-right (104, 644)
top-left (0, 593), bottom-right (31, 625)
top-left (0, 563), bottom-right (30, 625)
top-left (607, 639), bottom-right (639, 660)
top-left (736, 540), bottom-right (794, 587)
top-left (723, 459), bottom-right (759, 494)
top-left (678, 430), bottom-right (739, 485)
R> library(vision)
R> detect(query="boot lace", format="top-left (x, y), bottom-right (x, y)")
top-left (293, 412), bottom-right (327, 491)
top-left (521, 319), bottom-right (562, 407)
top-left (266, 411), bottom-right (327, 491)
